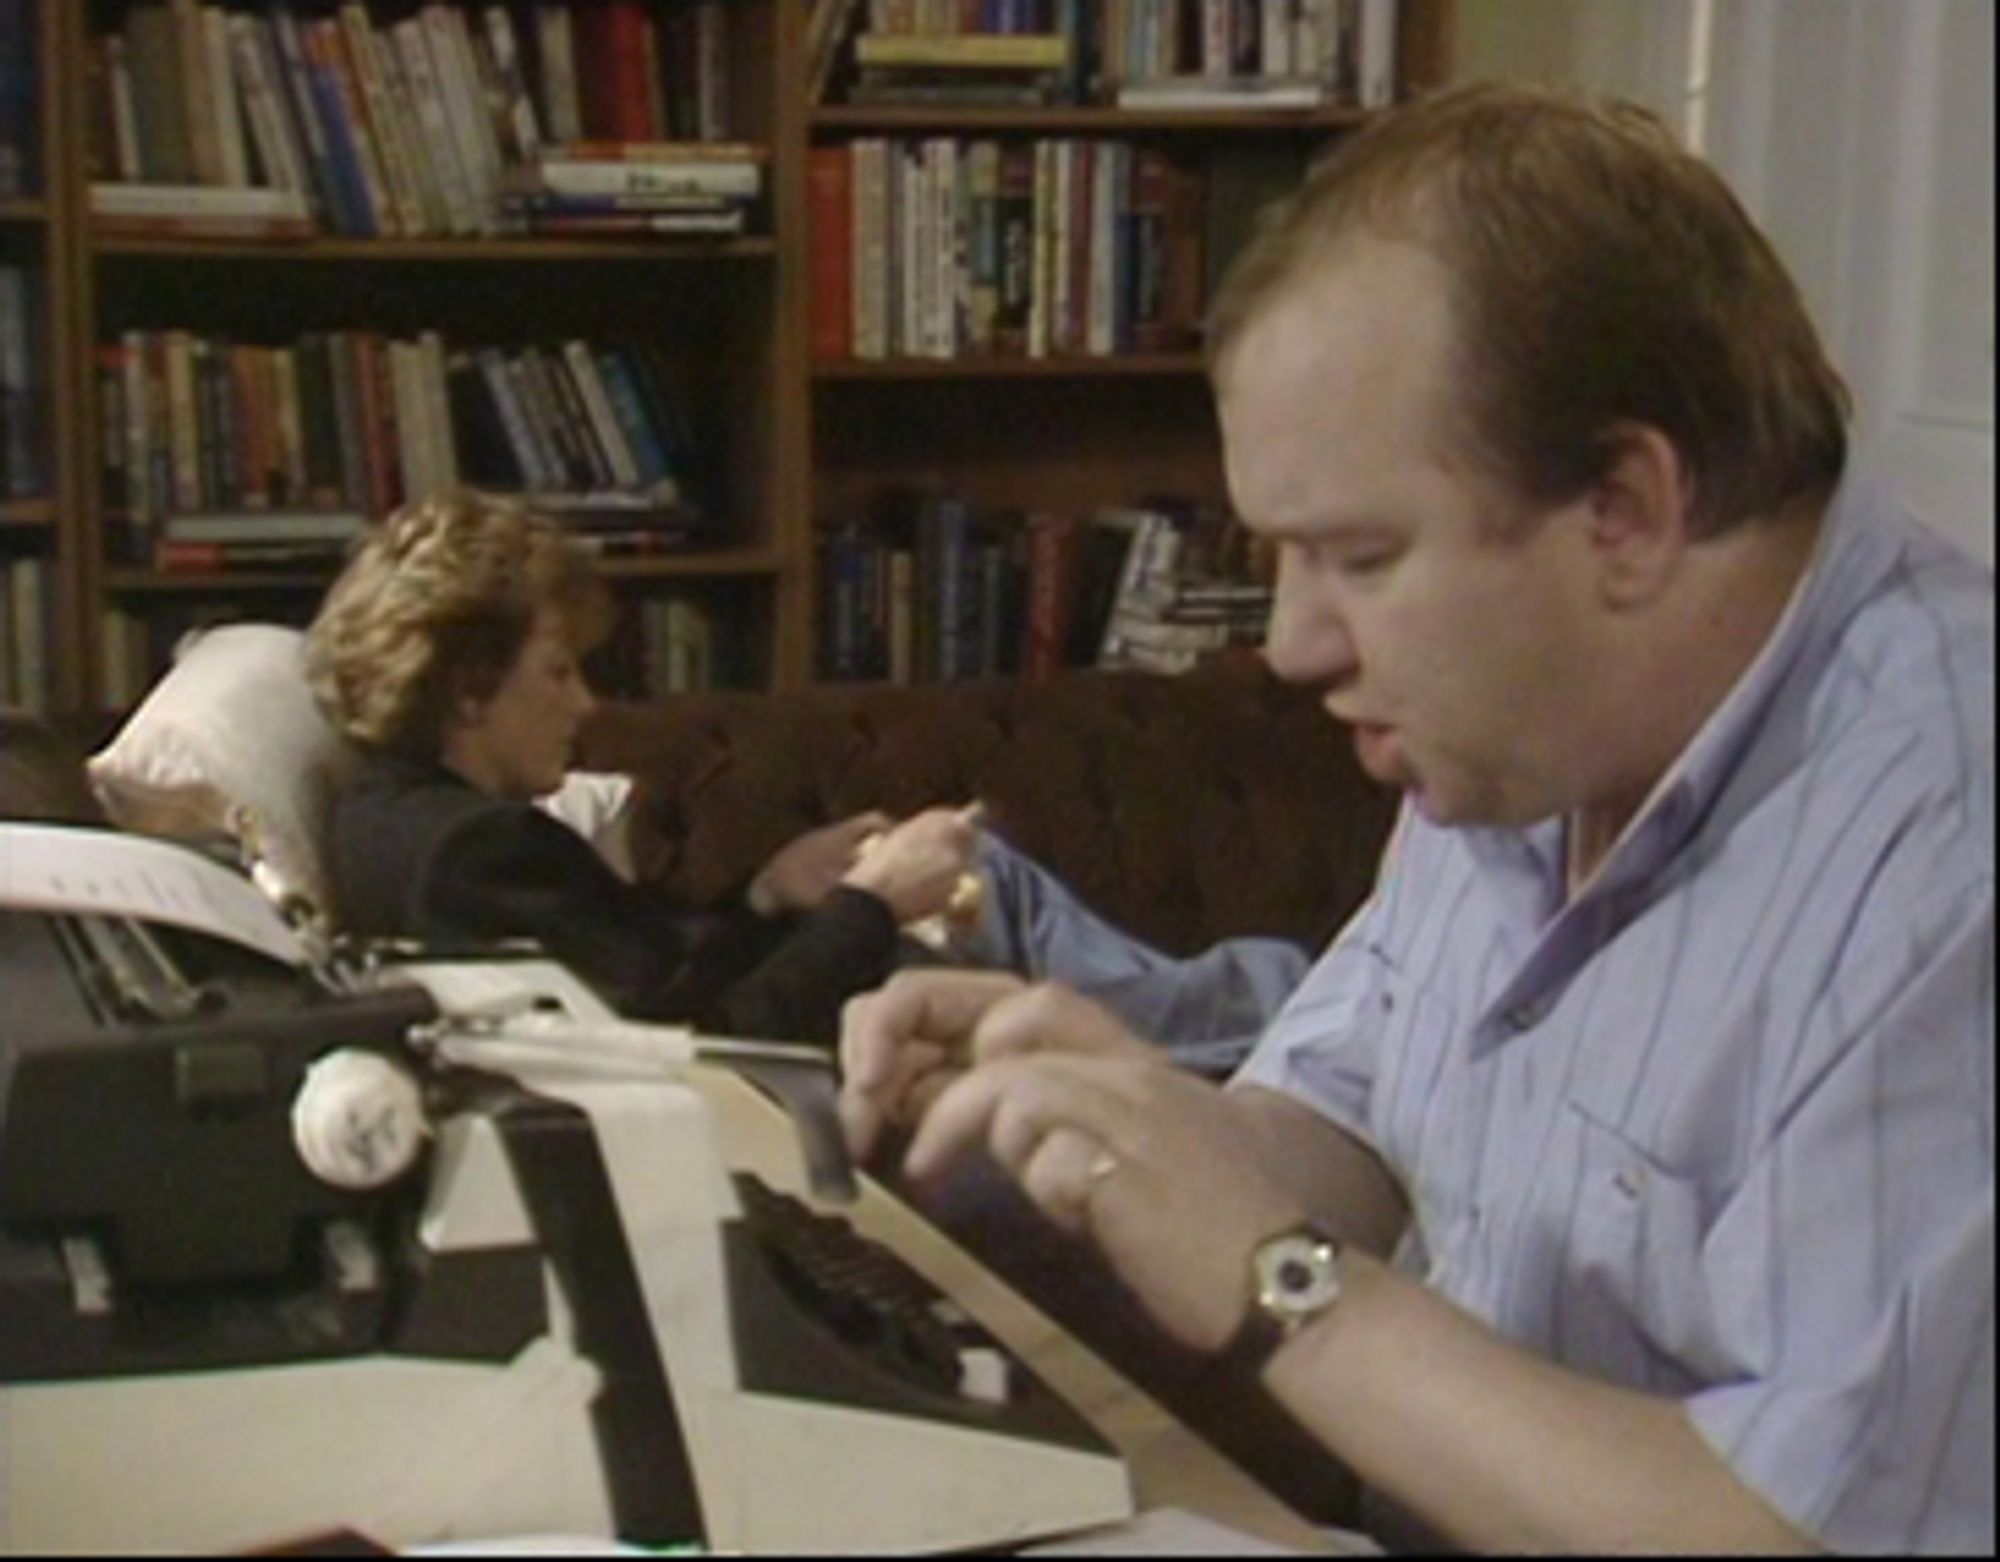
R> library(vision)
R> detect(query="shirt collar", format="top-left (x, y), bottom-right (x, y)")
top-left (1467, 469), bottom-right (1907, 912)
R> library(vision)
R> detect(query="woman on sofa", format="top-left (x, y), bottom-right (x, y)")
top-left (306, 490), bottom-right (977, 1048)
top-left (308, 490), bottom-right (1310, 1056)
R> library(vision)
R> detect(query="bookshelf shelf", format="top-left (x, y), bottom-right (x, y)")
top-left (811, 105), bottom-right (1374, 136)
top-left (91, 234), bottom-right (781, 264)
top-left (106, 545), bottom-right (783, 595)
top-left (813, 354), bottom-right (1208, 381)
top-left (0, 197), bottom-right (48, 223)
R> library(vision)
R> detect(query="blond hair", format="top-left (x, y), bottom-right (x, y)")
top-left (305, 491), bottom-right (610, 758)
top-left (1208, 81), bottom-right (1850, 536)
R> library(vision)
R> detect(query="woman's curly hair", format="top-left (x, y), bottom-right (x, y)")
top-left (305, 491), bottom-right (611, 759)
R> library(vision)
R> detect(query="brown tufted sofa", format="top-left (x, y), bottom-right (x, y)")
top-left (582, 651), bottom-right (1398, 960)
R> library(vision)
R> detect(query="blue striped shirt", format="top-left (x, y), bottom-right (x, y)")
top-left (1237, 473), bottom-right (1995, 1553)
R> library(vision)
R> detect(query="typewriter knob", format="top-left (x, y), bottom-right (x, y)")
top-left (292, 1048), bottom-right (430, 1189)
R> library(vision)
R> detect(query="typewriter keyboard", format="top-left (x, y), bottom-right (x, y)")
top-left (732, 1172), bottom-right (1003, 1402)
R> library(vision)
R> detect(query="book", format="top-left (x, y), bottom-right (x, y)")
top-left (854, 33), bottom-right (1070, 71)
top-left (122, 3), bottom-right (194, 186)
top-left (808, 145), bottom-right (854, 361)
top-left (1116, 74), bottom-right (1327, 110)
top-left (512, 155), bottom-right (761, 201)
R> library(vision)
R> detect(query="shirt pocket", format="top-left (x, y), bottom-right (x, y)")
top-left (1557, 1100), bottom-right (1736, 1389)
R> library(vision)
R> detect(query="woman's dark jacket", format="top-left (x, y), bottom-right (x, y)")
top-left (328, 752), bottom-right (898, 1047)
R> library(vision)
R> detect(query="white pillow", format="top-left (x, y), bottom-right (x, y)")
top-left (86, 624), bottom-right (358, 918)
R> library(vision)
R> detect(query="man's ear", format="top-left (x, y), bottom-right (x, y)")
top-left (1584, 424), bottom-right (1697, 610)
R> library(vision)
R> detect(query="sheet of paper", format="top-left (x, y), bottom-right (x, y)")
top-left (0, 822), bottom-right (303, 968)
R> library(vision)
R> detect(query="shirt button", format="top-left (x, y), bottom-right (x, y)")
top-left (1504, 999), bottom-right (1547, 1033)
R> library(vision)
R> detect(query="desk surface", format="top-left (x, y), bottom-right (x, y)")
top-left (688, 1061), bottom-right (1335, 1554)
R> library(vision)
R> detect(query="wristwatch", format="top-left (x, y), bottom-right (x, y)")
top-left (1211, 1224), bottom-right (1345, 1380)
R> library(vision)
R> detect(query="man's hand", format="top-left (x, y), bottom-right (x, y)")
top-left (746, 811), bottom-right (891, 917)
top-left (840, 805), bottom-right (981, 924)
top-left (838, 972), bottom-right (1156, 1162)
top-left (904, 1051), bottom-right (1308, 1353)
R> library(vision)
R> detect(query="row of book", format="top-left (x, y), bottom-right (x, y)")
top-left (98, 583), bottom-right (739, 711)
top-left (0, 0), bottom-right (33, 199)
top-left (0, 264), bottom-right (40, 499)
top-left (810, 0), bottom-right (1400, 110)
top-left (96, 328), bottom-right (708, 567)
top-left (810, 137), bottom-right (1205, 362)
top-left (87, 1), bottom-right (744, 239)
top-left (0, 551), bottom-right (49, 714)
top-left (817, 495), bottom-right (1273, 684)
top-left (593, 591), bottom-right (745, 698)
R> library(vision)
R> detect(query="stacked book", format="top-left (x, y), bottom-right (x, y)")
top-left (847, 31), bottom-right (1074, 108)
top-left (1094, 504), bottom-right (1275, 674)
top-left (96, 329), bottom-right (706, 569)
top-left (86, 1), bottom-right (740, 240)
top-left (499, 141), bottom-right (764, 239)
top-left (810, 137), bottom-right (1205, 362)
top-left (810, 1), bottom-right (1402, 111)
top-left (1107, 0), bottom-right (1400, 110)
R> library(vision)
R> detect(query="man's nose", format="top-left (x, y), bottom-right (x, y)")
top-left (1262, 568), bottom-right (1357, 688)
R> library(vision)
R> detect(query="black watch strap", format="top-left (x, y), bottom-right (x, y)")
top-left (1208, 1223), bottom-right (1344, 1382)
top-left (1209, 1295), bottom-right (1293, 1382)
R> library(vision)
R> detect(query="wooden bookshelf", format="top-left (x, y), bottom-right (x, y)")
top-left (796, 1), bottom-right (1455, 683)
top-left (21, 0), bottom-right (1454, 705)
top-left (44, 0), bottom-right (794, 704)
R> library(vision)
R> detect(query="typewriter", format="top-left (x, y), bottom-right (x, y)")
top-left (0, 824), bottom-right (1133, 1553)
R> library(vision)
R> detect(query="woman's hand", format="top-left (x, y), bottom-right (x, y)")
top-left (840, 805), bottom-right (981, 924)
top-left (747, 811), bottom-right (891, 916)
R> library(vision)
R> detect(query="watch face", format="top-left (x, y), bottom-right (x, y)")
top-left (1254, 1232), bottom-right (1342, 1321)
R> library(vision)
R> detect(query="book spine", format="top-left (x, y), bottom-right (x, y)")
top-left (122, 5), bottom-right (194, 185)
top-left (202, 6), bottom-right (251, 187)
top-left (163, 331), bottom-right (202, 513)
top-left (96, 343), bottom-right (128, 518)
top-left (393, 18), bottom-right (477, 236)
top-left (310, 18), bottom-right (396, 236)
top-left (535, 4), bottom-right (584, 145)
top-left (808, 145), bottom-right (855, 362)
top-left (371, 26), bottom-right (446, 234)
top-left (275, 8), bottom-right (367, 234)
top-left (228, 17), bottom-right (305, 202)
top-left (523, 159), bottom-right (760, 200)
top-left (1357, 0), bottom-right (1397, 108)
top-left (421, 4), bottom-right (499, 234)
top-left (170, 0), bottom-right (224, 185)
top-left (851, 138), bottom-right (890, 361)
top-left (562, 341), bottom-right (642, 489)
top-left (339, 3), bottom-right (426, 236)
top-left (417, 332), bottom-right (460, 489)
top-left (477, 346), bottom-right (548, 492)
top-left (595, 348), bottom-right (675, 492)
top-left (482, 3), bottom-right (545, 163)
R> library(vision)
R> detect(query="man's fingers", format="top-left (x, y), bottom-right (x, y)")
top-left (903, 1052), bottom-right (1129, 1187)
top-left (840, 969), bottom-right (1025, 1087)
top-left (968, 982), bottom-right (1154, 1066)
top-left (837, 1038), bottom-right (949, 1160)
